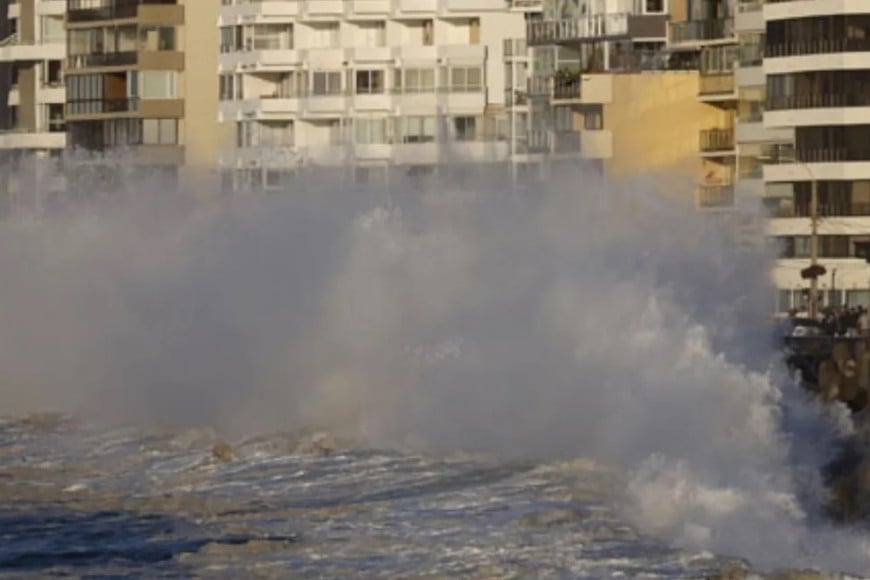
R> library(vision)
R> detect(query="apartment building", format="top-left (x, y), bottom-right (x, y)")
top-left (0, 0), bottom-right (66, 215)
top-left (763, 1), bottom-right (870, 311)
top-left (63, 0), bottom-right (228, 192)
top-left (666, 0), bottom-right (740, 210)
top-left (217, 0), bottom-right (528, 191)
top-left (506, 0), bottom-right (723, 191)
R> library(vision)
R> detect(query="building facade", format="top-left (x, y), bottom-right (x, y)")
top-left (217, 0), bottom-right (528, 191)
top-left (506, 0), bottom-right (726, 195)
top-left (63, 0), bottom-right (228, 194)
top-left (0, 0), bottom-right (66, 215)
top-left (763, 0), bottom-right (870, 311)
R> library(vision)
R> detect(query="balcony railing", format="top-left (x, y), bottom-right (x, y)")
top-left (67, 51), bottom-right (137, 68)
top-left (766, 38), bottom-right (870, 58)
top-left (700, 128), bottom-right (735, 152)
top-left (66, 98), bottom-right (139, 116)
top-left (796, 147), bottom-right (870, 163)
top-left (67, 0), bottom-right (177, 23)
top-left (771, 204), bottom-right (870, 218)
top-left (552, 77), bottom-right (581, 101)
top-left (527, 14), bottom-right (629, 46)
top-left (767, 92), bottom-right (870, 111)
top-left (669, 19), bottom-right (734, 44)
top-left (698, 184), bottom-right (735, 208)
top-left (552, 131), bottom-right (580, 154)
top-left (699, 73), bottom-right (734, 96)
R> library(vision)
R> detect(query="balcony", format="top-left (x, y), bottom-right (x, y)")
top-left (552, 131), bottom-right (581, 154)
top-left (699, 128), bottom-right (735, 153)
top-left (508, 0), bottom-right (542, 11)
top-left (697, 184), bottom-right (735, 209)
top-left (767, 92), bottom-right (870, 111)
top-left (527, 14), bottom-right (630, 46)
top-left (552, 76), bottom-right (582, 103)
top-left (766, 38), bottom-right (870, 59)
top-left (0, 33), bottom-right (66, 63)
top-left (66, 98), bottom-right (139, 118)
top-left (67, 51), bottom-right (137, 69)
top-left (0, 130), bottom-right (66, 150)
top-left (669, 19), bottom-right (734, 45)
top-left (770, 203), bottom-right (870, 219)
top-left (67, 0), bottom-right (179, 23)
top-left (698, 73), bottom-right (735, 97)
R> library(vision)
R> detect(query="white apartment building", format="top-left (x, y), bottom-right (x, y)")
top-left (763, 0), bottom-right (870, 311)
top-left (217, 0), bottom-right (528, 190)
top-left (0, 0), bottom-right (66, 215)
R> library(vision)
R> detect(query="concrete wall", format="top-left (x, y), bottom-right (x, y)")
top-left (604, 72), bottom-right (721, 195)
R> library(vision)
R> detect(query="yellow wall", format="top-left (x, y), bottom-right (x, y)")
top-left (180, 0), bottom-right (232, 170)
top-left (603, 72), bottom-right (724, 188)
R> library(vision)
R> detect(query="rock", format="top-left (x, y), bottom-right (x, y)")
top-left (212, 441), bottom-right (234, 463)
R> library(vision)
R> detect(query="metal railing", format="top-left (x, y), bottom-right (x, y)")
top-left (66, 98), bottom-right (139, 116)
top-left (772, 204), bottom-right (870, 218)
top-left (67, 0), bottom-right (177, 22)
top-left (795, 147), bottom-right (870, 163)
top-left (700, 128), bottom-right (735, 152)
top-left (552, 77), bottom-right (581, 101)
top-left (527, 14), bottom-right (630, 45)
top-left (670, 18), bottom-right (734, 44)
top-left (766, 38), bottom-right (870, 58)
top-left (697, 184), bottom-right (735, 208)
top-left (68, 51), bottom-right (138, 68)
top-left (767, 92), bottom-right (870, 110)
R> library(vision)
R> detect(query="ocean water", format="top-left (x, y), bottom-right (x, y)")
top-left (2, 164), bottom-right (870, 576)
top-left (0, 418), bottom-right (731, 578)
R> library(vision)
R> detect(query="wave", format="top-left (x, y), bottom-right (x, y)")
top-left (0, 160), bottom-right (868, 573)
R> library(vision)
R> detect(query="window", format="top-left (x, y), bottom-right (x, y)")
top-left (258, 121), bottom-right (294, 147)
top-left (40, 15), bottom-right (64, 43)
top-left (357, 22), bottom-right (385, 47)
top-left (452, 117), bottom-right (476, 141)
top-left (140, 26), bottom-right (176, 51)
top-left (553, 107), bottom-right (573, 131)
top-left (354, 118), bottom-right (388, 144)
top-left (422, 20), bottom-right (434, 46)
top-left (310, 23), bottom-right (339, 48)
top-left (450, 67), bottom-right (482, 92)
top-left (356, 70), bottom-right (384, 94)
top-left (312, 71), bottom-right (342, 96)
top-left (142, 119), bottom-right (178, 145)
top-left (398, 68), bottom-right (435, 93)
top-left (219, 74), bottom-right (235, 101)
top-left (42, 60), bottom-right (63, 86)
top-left (401, 116), bottom-right (436, 143)
top-left (136, 71), bottom-right (176, 99)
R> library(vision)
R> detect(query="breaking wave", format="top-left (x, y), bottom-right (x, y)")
top-left (1, 161), bottom-right (868, 574)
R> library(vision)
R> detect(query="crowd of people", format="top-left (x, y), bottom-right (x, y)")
top-left (788, 305), bottom-right (870, 336)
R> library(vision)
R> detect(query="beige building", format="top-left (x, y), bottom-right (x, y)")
top-left (506, 0), bottom-right (720, 195)
top-left (217, 0), bottom-right (528, 192)
top-left (63, 0), bottom-right (229, 191)
top-left (667, 0), bottom-right (739, 210)
top-left (0, 0), bottom-right (66, 215)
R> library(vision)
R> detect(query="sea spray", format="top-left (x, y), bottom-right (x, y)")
top-left (0, 160), bottom-right (868, 573)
